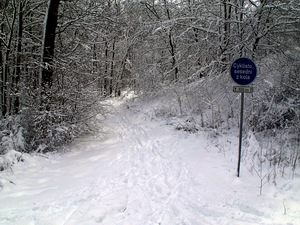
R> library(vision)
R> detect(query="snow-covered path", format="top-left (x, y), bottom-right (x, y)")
top-left (0, 98), bottom-right (300, 225)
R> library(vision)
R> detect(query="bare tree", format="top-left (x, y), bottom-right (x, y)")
top-left (40, 0), bottom-right (60, 109)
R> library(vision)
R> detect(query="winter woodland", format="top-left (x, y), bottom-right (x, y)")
top-left (0, 0), bottom-right (299, 223)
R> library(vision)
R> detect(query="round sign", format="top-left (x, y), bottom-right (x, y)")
top-left (230, 57), bottom-right (257, 85)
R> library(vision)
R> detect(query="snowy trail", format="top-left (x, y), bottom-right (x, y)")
top-left (0, 97), bottom-right (300, 225)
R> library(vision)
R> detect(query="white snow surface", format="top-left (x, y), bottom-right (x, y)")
top-left (0, 96), bottom-right (300, 225)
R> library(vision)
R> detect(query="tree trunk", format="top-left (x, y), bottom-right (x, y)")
top-left (0, 22), bottom-right (4, 117)
top-left (40, 0), bottom-right (60, 105)
top-left (2, 0), bottom-right (17, 116)
top-left (13, 1), bottom-right (24, 114)
top-left (168, 30), bottom-right (178, 81)
top-left (0, 0), bottom-right (8, 117)
top-left (104, 41), bottom-right (109, 96)
top-left (221, 0), bottom-right (232, 58)
top-left (110, 37), bottom-right (115, 96)
top-left (164, 0), bottom-right (178, 81)
top-left (236, 0), bottom-right (245, 56)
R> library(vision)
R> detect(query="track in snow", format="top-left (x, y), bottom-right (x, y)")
top-left (0, 97), bottom-right (299, 225)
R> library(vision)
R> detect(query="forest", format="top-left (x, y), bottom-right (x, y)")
top-left (0, 0), bottom-right (299, 174)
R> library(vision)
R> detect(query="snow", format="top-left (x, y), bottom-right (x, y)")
top-left (0, 96), bottom-right (300, 225)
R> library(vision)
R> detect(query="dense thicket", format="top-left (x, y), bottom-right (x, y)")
top-left (0, 0), bottom-right (299, 172)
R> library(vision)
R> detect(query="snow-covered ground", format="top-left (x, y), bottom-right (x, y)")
top-left (0, 96), bottom-right (299, 225)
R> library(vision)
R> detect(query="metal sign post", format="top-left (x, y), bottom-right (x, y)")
top-left (237, 92), bottom-right (244, 177)
top-left (230, 57), bottom-right (257, 177)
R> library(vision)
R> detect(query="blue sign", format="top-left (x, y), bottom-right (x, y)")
top-left (230, 57), bottom-right (257, 85)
